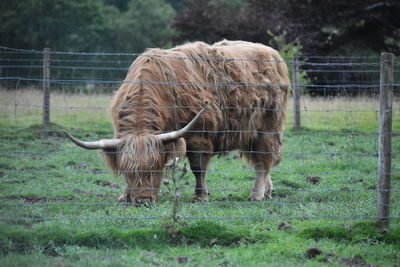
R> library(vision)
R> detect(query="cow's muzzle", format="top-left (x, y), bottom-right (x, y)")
top-left (133, 197), bottom-right (154, 207)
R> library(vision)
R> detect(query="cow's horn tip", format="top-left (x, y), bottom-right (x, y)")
top-left (63, 129), bottom-right (72, 138)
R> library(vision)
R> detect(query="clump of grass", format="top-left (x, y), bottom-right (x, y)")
top-left (0, 223), bottom-right (167, 255)
top-left (0, 226), bottom-right (34, 254)
top-left (0, 162), bottom-right (15, 170)
top-left (171, 220), bottom-right (265, 247)
top-left (279, 179), bottom-right (303, 189)
top-left (299, 221), bottom-right (400, 245)
top-left (273, 188), bottom-right (294, 198)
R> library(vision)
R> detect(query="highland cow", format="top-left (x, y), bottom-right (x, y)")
top-left (64, 40), bottom-right (290, 205)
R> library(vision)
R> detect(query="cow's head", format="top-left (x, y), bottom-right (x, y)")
top-left (64, 110), bottom-right (203, 205)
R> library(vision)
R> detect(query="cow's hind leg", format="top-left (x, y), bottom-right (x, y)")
top-left (248, 167), bottom-right (269, 201)
top-left (249, 167), bottom-right (273, 200)
top-left (242, 132), bottom-right (278, 201)
top-left (264, 173), bottom-right (273, 199)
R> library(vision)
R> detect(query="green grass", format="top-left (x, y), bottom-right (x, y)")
top-left (1, 90), bottom-right (400, 266)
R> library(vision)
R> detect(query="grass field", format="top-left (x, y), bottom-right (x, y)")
top-left (1, 89), bottom-right (400, 266)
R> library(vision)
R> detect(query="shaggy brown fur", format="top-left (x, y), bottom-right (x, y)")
top-left (103, 40), bottom-right (290, 203)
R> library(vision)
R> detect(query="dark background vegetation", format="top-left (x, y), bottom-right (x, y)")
top-left (1, 0), bottom-right (399, 56)
top-left (1, 0), bottom-right (399, 95)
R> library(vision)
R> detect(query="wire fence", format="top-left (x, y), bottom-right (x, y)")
top-left (0, 46), bottom-right (399, 226)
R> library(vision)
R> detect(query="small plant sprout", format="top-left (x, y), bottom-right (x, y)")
top-left (164, 157), bottom-right (188, 225)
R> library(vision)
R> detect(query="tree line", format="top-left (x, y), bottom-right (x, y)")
top-left (1, 0), bottom-right (399, 56)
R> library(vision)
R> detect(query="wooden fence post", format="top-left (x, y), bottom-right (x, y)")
top-left (292, 55), bottom-right (301, 131)
top-left (377, 52), bottom-right (394, 227)
top-left (43, 48), bottom-right (51, 127)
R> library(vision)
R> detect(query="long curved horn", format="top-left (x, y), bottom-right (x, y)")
top-left (157, 109), bottom-right (205, 143)
top-left (63, 130), bottom-right (122, 150)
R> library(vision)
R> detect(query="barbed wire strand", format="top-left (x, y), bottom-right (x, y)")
top-left (0, 215), bottom-right (398, 222)
top-left (0, 200), bottom-right (395, 207)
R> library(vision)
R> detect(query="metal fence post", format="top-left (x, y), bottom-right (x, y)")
top-left (43, 48), bottom-right (51, 127)
top-left (377, 52), bottom-right (394, 227)
top-left (292, 55), bottom-right (301, 131)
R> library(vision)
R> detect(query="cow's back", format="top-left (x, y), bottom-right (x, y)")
top-left (111, 40), bottom-right (289, 153)
top-left (208, 40), bottom-right (289, 151)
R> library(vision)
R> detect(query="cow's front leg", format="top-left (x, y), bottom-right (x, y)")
top-left (187, 152), bottom-right (211, 201)
top-left (249, 169), bottom-right (267, 201)
top-left (186, 137), bottom-right (213, 201)
top-left (193, 168), bottom-right (209, 201)
top-left (117, 188), bottom-right (132, 203)
top-left (118, 190), bottom-right (129, 202)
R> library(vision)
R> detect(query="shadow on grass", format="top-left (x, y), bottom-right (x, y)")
top-left (0, 220), bottom-right (268, 255)
top-left (299, 221), bottom-right (400, 245)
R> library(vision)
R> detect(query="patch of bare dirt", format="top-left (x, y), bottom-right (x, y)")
top-left (0, 195), bottom-right (74, 203)
top-left (95, 180), bottom-right (120, 188)
top-left (18, 143), bottom-right (29, 148)
top-left (91, 168), bottom-right (103, 174)
top-left (319, 253), bottom-right (336, 263)
top-left (73, 189), bottom-right (91, 194)
top-left (4, 179), bottom-right (26, 184)
top-left (307, 176), bottom-right (321, 185)
top-left (336, 255), bottom-right (368, 266)
top-left (278, 221), bottom-right (292, 230)
top-left (74, 162), bottom-right (88, 169)
top-left (305, 247), bottom-right (323, 259)
top-left (176, 256), bottom-right (188, 264)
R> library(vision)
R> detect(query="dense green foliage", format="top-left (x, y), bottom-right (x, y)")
top-left (174, 0), bottom-right (400, 56)
top-left (104, 0), bottom-right (176, 52)
top-left (1, 0), bottom-right (399, 55)
top-left (0, 0), bottom-right (109, 51)
top-left (0, 0), bottom-right (176, 53)
top-left (1, 0), bottom-right (398, 96)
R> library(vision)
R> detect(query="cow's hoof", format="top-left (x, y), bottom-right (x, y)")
top-left (117, 191), bottom-right (131, 203)
top-left (192, 194), bottom-right (209, 202)
top-left (265, 188), bottom-right (273, 199)
top-left (265, 194), bottom-right (272, 199)
top-left (133, 198), bottom-right (153, 208)
top-left (248, 194), bottom-right (264, 201)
